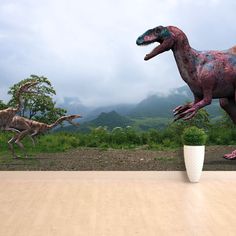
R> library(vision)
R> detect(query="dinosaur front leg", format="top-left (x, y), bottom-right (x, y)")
top-left (174, 96), bottom-right (203, 121)
top-left (30, 131), bottom-right (39, 147)
top-left (5, 127), bottom-right (21, 133)
top-left (7, 128), bottom-right (22, 158)
top-left (174, 90), bottom-right (212, 121)
top-left (219, 98), bottom-right (236, 160)
top-left (173, 95), bottom-right (201, 118)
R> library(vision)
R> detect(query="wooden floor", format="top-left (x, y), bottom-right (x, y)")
top-left (0, 172), bottom-right (236, 236)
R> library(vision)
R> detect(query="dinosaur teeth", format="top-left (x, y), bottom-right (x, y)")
top-left (139, 41), bottom-right (158, 47)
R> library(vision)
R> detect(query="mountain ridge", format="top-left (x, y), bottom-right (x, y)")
top-left (56, 86), bottom-right (222, 132)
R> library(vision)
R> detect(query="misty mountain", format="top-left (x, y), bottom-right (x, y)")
top-left (128, 86), bottom-right (190, 118)
top-left (56, 97), bottom-right (93, 124)
top-left (56, 97), bottom-right (92, 117)
top-left (57, 111), bottom-right (133, 132)
top-left (129, 86), bottom-right (221, 118)
top-left (56, 86), bottom-right (223, 133)
top-left (86, 104), bottom-right (136, 121)
top-left (56, 97), bottom-right (135, 122)
top-left (56, 86), bottom-right (222, 127)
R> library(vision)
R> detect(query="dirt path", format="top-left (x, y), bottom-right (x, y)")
top-left (1, 146), bottom-right (236, 170)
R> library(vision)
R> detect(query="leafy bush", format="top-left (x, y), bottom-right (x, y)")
top-left (147, 143), bottom-right (165, 151)
top-left (148, 129), bottom-right (161, 143)
top-left (111, 127), bottom-right (127, 145)
top-left (36, 134), bottom-right (78, 152)
top-left (182, 126), bottom-right (207, 146)
top-left (125, 126), bottom-right (141, 145)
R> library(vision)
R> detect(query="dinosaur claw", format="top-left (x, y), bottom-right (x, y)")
top-left (173, 110), bottom-right (181, 116)
top-left (173, 117), bottom-right (179, 122)
top-left (173, 105), bottom-right (182, 112)
top-left (182, 111), bottom-right (196, 120)
top-left (173, 103), bottom-right (194, 116)
top-left (173, 114), bottom-right (184, 122)
top-left (183, 116), bottom-right (192, 121)
top-left (173, 106), bottom-right (197, 121)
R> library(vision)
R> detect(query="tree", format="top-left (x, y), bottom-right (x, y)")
top-left (0, 100), bottom-right (7, 110)
top-left (8, 75), bottom-right (66, 124)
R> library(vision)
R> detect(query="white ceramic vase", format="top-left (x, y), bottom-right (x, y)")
top-left (183, 145), bottom-right (205, 183)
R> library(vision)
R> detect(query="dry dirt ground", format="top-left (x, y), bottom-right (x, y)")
top-left (1, 145), bottom-right (236, 171)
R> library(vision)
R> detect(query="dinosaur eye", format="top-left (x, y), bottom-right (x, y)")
top-left (154, 27), bottom-right (161, 34)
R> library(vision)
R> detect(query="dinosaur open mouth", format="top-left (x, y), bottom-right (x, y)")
top-left (136, 35), bottom-right (167, 60)
top-left (144, 43), bottom-right (161, 60)
top-left (139, 41), bottom-right (157, 46)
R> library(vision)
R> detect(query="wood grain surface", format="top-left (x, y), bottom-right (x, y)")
top-left (0, 171), bottom-right (236, 236)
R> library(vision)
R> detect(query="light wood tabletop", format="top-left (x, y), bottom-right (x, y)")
top-left (0, 171), bottom-right (236, 236)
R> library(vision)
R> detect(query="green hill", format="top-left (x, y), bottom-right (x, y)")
top-left (91, 111), bottom-right (133, 129)
top-left (57, 111), bottom-right (133, 132)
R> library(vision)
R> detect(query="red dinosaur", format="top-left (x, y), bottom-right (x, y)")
top-left (136, 25), bottom-right (236, 160)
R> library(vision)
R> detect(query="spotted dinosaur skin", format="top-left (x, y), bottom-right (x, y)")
top-left (0, 81), bottom-right (38, 131)
top-left (7, 114), bottom-right (81, 158)
top-left (136, 25), bottom-right (236, 159)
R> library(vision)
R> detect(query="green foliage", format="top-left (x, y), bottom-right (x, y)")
top-left (111, 127), bottom-right (127, 145)
top-left (0, 107), bottom-right (236, 155)
top-left (182, 126), bottom-right (208, 146)
top-left (147, 129), bottom-right (161, 143)
top-left (86, 126), bottom-right (110, 147)
top-left (8, 75), bottom-right (66, 123)
top-left (218, 110), bottom-right (235, 129)
top-left (132, 117), bottom-right (170, 131)
top-left (35, 133), bottom-right (81, 152)
top-left (170, 108), bottom-right (210, 132)
top-left (0, 100), bottom-right (7, 110)
top-left (91, 111), bottom-right (133, 130)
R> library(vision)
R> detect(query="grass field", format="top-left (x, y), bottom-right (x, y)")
top-left (1, 125), bottom-right (236, 171)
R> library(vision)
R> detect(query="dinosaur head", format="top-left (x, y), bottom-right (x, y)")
top-left (66, 114), bottom-right (82, 127)
top-left (136, 26), bottom-right (175, 60)
top-left (18, 81), bottom-right (39, 94)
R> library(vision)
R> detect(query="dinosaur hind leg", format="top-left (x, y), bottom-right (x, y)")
top-left (14, 130), bottom-right (30, 158)
top-left (219, 98), bottom-right (236, 159)
top-left (220, 98), bottom-right (236, 123)
top-left (8, 136), bottom-right (18, 159)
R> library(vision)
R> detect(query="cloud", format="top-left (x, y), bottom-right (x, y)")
top-left (0, 0), bottom-right (235, 106)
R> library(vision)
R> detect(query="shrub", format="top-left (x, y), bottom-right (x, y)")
top-left (125, 126), bottom-right (141, 145)
top-left (111, 127), bottom-right (127, 145)
top-left (182, 126), bottom-right (207, 146)
top-left (148, 129), bottom-right (161, 143)
top-left (147, 143), bottom-right (165, 151)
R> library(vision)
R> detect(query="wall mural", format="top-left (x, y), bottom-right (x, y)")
top-left (0, 26), bottom-right (236, 170)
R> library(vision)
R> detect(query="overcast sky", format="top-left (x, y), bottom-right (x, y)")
top-left (0, 0), bottom-right (236, 106)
